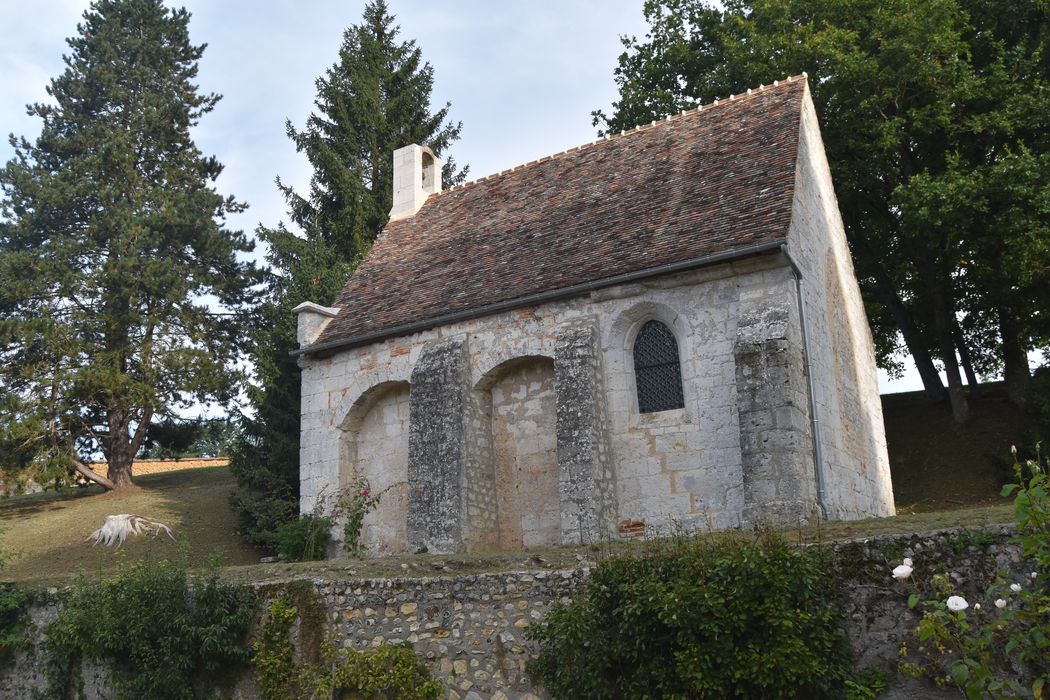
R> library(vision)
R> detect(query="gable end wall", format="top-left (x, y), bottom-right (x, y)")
top-left (786, 85), bottom-right (895, 519)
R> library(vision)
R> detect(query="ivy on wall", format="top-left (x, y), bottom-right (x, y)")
top-left (40, 557), bottom-right (255, 700)
top-left (253, 593), bottom-right (442, 700)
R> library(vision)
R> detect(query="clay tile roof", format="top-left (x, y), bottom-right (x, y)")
top-left (309, 76), bottom-right (808, 354)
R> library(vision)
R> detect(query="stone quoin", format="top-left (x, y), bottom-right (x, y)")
top-left (293, 75), bottom-right (895, 555)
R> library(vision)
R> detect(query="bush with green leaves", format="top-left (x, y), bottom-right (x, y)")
top-left (0, 584), bottom-right (31, 660)
top-left (528, 529), bottom-right (851, 699)
top-left (274, 513), bottom-right (332, 562)
top-left (42, 557), bottom-right (255, 699)
top-left (900, 446), bottom-right (1048, 698)
top-left (0, 541), bottom-right (31, 659)
top-left (253, 596), bottom-right (441, 699)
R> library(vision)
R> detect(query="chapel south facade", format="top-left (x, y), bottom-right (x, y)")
top-left (294, 75), bottom-right (895, 555)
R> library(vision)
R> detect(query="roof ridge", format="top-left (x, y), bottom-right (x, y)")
top-left (439, 73), bottom-right (808, 196)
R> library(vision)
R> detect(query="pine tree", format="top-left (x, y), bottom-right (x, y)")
top-left (0, 0), bottom-right (257, 490)
top-left (229, 0), bottom-right (466, 548)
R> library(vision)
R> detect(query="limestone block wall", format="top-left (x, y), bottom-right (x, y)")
top-left (342, 383), bottom-right (410, 554)
top-left (299, 202), bottom-right (898, 552)
top-left (487, 359), bottom-right (559, 549)
top-left (735, 302), bottom-right (818, 524)
top-left (786, 84), bottom-right (895, 519)
top-left (300, 254), bottom-right (819, 551)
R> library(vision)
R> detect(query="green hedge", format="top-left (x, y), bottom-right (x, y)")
top-left (528, 530), bottom-right (850, 699)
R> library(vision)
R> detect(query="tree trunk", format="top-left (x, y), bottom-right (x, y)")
top-left (106, 408), bottom-right (137, 490)
top-left (999, 307), bottom-right (1030, 408)
top-left (108, 445), bottom-right (136, 489)
top-left (852, 230), bottom-right (946, 400)
top-left (920, 257), bottom-right (969, 424)
top-left (72, 459), bottom-right (116, 491)
top-left (953, 321), bottom-right (979, 397)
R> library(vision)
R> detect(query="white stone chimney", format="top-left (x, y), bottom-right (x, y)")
top-left (292, 301), bottom-right (340, 348)
top-left (389, 144), bottom-right (442, 221)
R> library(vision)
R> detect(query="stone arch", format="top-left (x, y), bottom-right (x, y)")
top-left (338, 380), bottom-right (411, 554)
top-left (332, 362), bottom-right (412, 431)
top-left (607, 300), bottom-right (692, 414)
top-left (472, 355), bottom-right (560, 549)
top-left (471, 335), bottom-right (555, 388)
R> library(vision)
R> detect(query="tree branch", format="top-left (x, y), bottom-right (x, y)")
top-left (72, 458), bottom-right (115, 491)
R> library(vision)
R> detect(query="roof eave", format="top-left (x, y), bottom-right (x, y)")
top-left (293, 239), bottom-right (788, 359)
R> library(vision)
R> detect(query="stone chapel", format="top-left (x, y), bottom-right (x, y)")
top-left (293, 75), bottom-right (896, 556)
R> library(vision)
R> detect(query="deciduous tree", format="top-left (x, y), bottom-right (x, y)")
top-left (595, 0), bottom-right (1050, 421)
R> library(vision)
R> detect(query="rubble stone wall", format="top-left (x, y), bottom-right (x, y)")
top-left (2, 526), bottom-right (1026, 700)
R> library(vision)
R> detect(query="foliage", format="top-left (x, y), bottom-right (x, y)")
top-left (253, 596), bottom-right (442, 700)
top-left (1028, 367), bottom-right (1050, 446)
top-left (141, 417), bottom-right (240, 459)
top-left (335, 477), bottom-right (403, 557)
top-left (594, 0), bottom-right (1050, 414)
top-left (230, 0), bottom-right (466, 548)
top-left (845, 667), bottom-right (889, 700)
top-left (252, 597), bottom-right (300, 698)
top-left (528, 529), bottom-right (851, 699)
top-left (0, 0), bottom-right (258, 490)
top-left (274, 514), bottom-right (333, 563)
top-left (0, 545), bottom-right (31, 659)
top-left (41, 556), bottom-right (255, 700)
top-left (900, 447), bottom-right (1048, 698)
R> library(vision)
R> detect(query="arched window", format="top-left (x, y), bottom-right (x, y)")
top-left (633, 320), bottom-right (685, 413)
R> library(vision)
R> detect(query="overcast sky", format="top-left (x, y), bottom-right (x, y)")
top-left (0, 1), bottom-right (928, 392)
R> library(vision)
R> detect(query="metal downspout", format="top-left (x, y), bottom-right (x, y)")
top-left (780, 244), bottom-right (827, 520)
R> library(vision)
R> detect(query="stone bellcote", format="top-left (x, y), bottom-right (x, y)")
top-left (389, 144), bottom-right (442, 222)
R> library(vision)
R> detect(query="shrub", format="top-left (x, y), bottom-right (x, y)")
top-left (0, 542), bottom-right (31, 659)
top-left (253, 596), bottom-right (442, 700)
top-left (901, 446), bottom-right (1049, 697)
top-left (229, 485), bottom-right (298, 551)
top-left (274, 513), bottom-right (332, 562)
top-left (42, 557), bottom-right (255, 700)
top-left (528, 529), bottom-right (850, 699)
top-left (0, 584), bottom-right (31, 659)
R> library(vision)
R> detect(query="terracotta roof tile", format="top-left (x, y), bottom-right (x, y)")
top-left (311, 77), bottom-right (808, 353)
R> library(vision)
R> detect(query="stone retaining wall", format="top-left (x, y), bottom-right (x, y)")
top-left (0, 525), bottom-right (1029, 699)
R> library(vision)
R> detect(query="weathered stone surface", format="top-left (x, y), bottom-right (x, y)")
top-left (300, 246), bottom-right (893, 551)
top-left (787, 92), bottom-right (895, 519)
top-left (488, 359), bottom-right (559, 549)
top-left (1, 526), bottom-right (1029, 699)
top-left (554, 321), bottom-right (616, 544)
top-left (734, 302), bottom-right (817, 525)
top-left (408, 337), bottom-right (470, 554)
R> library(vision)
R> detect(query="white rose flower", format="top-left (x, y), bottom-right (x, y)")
top-left (995, 598), bottom-right (1007, 609)
top-left (973, 603), bottom-right (981, 610)
top-left (903, 557), bottom-right (913, 567)
top-left (1010, 583), bottom-right (1022, 593)
top-left (946, 596), bottom-right (968, 612)
top-left (1032, 572), bottom-right (1039, 579)
top-left (892, 564), bottom-right (913, 580)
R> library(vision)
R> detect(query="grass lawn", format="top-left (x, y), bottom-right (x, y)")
top-left (0, 384), bottom-right (1028, 586)
top-left (216, 499), bottom-right (1015, 586)
top-left (1, 461), bottom-right (1016, 587)
top-left (0, 466), bottom-right (264, 584)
